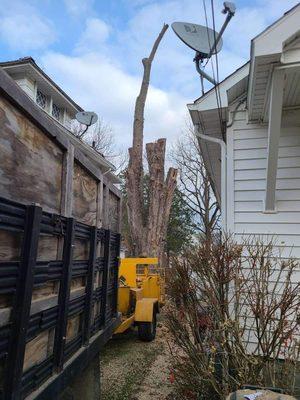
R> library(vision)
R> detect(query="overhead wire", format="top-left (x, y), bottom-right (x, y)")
top-left (202, 0), bottom-right (225, 141)
top-left (210, 0), bottom-right (225, 141)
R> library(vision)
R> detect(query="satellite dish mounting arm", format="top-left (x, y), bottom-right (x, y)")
top-left (194, 54), bottom-right (217, 86)
top-left (207, 2), bottom-right (236, 60)
top-left (80, 114), bottom-right (94, 136)
top-left (75, 111), bottom-right (98, 137)
top-left (194, 2), bottom-right (236, 87)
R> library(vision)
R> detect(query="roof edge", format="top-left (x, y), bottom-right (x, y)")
top-left (0, 57), bottom-right (84, 113)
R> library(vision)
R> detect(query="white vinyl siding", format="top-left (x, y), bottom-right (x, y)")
top-left (228, 108), bottom-right (300, 259)
top-left (226, 109), bottom-right (300, 353)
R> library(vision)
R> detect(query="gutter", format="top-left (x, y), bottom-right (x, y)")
top-left (194, 124), bottom-right (227, 231)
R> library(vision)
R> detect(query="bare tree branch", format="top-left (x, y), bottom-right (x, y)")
top-left (170, 125), bottom-right (220, 238)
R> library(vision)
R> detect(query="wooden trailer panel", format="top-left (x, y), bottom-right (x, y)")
top-left (0, 67), bottom-right (121, 399)
top-left (72, 162), bottom-right (97, 226)
top-left (0, 96), bottom-right (63, 214)
top-left (108, 191), bottom-right (120, 232)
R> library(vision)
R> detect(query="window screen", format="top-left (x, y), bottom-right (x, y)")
top-left (36, 90), bottom-right (47, 109)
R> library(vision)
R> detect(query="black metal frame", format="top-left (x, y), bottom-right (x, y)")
top-left (0, 196), bottom-right (120, 400)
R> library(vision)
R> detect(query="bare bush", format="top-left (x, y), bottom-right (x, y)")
top-left (166, 237), bottom-right (300, 399)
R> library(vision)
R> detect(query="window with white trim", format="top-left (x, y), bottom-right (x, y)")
top-left (36, 90), bottom-right (47, 109)
top-left (52, 103), bottom-right (61, 121)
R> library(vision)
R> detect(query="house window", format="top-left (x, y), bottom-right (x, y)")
top-left (36, 90), bottom-right (47, 109)
top-left (52, 103), bottom-right (61, 120)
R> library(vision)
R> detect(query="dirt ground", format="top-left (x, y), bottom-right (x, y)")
top-left (100, 318), bottom-right (175, 400)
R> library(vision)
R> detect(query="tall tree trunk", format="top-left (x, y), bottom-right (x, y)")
top-left (125, 24), bottom-right (178, 260)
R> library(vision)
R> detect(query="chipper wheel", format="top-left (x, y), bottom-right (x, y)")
top-left (138, 311), bottom-right (157, 342)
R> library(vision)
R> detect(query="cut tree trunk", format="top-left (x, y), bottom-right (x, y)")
top-left (125, 24), bottom-right (178, 261)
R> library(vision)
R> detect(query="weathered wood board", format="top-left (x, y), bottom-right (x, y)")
top-left (73, 238), bottom-right (90, 260)
top-left (0, 230), bottom-right (22, 261)
top-left (37, 235), bottom-right (59, 261)
top-left (72, 162), bottom-right (97, 226)
top-left (0, 97), bottom-right (63, 213)
top-left (66, 314), bottom-right (82, 342)
top-left (23, 329), bottom-right (54, 372)
top-left (108, 191), bottom-right (120, 232)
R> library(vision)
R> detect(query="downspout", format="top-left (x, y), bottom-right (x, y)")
top-left (194, 124), bottom-right (227, 231)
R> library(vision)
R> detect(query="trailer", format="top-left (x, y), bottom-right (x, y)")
top-left (0, 67), bottom-right (121, 399)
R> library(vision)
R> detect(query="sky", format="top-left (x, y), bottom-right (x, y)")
top-left (0, 0), bottom-right (299, 152)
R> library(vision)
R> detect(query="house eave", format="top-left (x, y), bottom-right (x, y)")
top-left (187, 63), bottom-right (249, 201)
top-left (0, 58), bottom-right (83, 117)
top-left (247, 4), bottom-right (300, 121)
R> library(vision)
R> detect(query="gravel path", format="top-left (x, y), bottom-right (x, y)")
top-left (100, 320), bottom-right (174, 400)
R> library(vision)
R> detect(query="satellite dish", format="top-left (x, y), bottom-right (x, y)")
top-left (171, 22), bottom-right (223, 58)
top-left (75, 111), bottom-right (98, 126)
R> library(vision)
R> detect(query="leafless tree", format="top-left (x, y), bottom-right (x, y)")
top-left (125, 24), bottom-right (178, 261)
top-left (71, 118), bottom-right (115, 157)
top-left (170, 124), bottom-right (219, 240)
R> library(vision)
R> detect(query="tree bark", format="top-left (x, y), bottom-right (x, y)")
top-left (125, 24), bottom-right (178, 260)
top-left (146, 139), bottom-right (177, 258)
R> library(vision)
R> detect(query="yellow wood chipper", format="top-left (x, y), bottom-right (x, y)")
top-left (115, 258), bottom-right (165, 341)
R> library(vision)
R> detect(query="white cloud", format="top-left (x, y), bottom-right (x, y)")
top-left (64, 0), bottom-right (94, 17)
top-left (41, 52), bottom-right (187, 150)
top-left (0, 7), bottom-right (56, 52)
top-left (39, 0), bottom-right (300, 154)
top-left (76, 18), bottom-right (111, 53)
top-left (112, 0), bottom-right (300, 96)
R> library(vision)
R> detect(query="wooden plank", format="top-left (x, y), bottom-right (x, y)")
top-left (0, 97), bottom-right (63, 214)
top-left (66, 315), bottom-right (82, 343)
top-left (108, 191), bottom-right (120, 232)
top-left (73, 147), bottom-right (101, 182)
top-left (96, 180), bottom-right (103, 228)
top-left (70, 277), bottom-right (85, 291)
top-left (102, 185), bottom-right (109, 229)
top-left (72, 162), bottom-right (97, 226)
top-left (73, 238), bottom-right (90, 260)
top-left (102, 175), bottom-right (122, 198)
top-left (118, 197), bottom-right (122, 233)
top-left (53, 218), bottom-right (75, 371)
top-left (58, 143), bottom-right (74, 260)
top-left (23, 330), bottom-right (49, 372)
top-left (37, 235), bottom-right (59, 261)
top-left (83, 226), bottom-right (97, 344)
top-left (61, 144), bottom-right (74, 217)
top-left (0, 230), bottom-right (22, 261)
top-left (32, 282), bottom-right (59, 301)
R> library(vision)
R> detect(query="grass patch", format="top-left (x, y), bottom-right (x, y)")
top-left (101, 329), bottom-right (162, 400)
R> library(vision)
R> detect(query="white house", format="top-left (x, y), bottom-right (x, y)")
top-left (0, 57), bottom-right (80, 129)
top-left (188, 4), bottom-right (300, 260)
